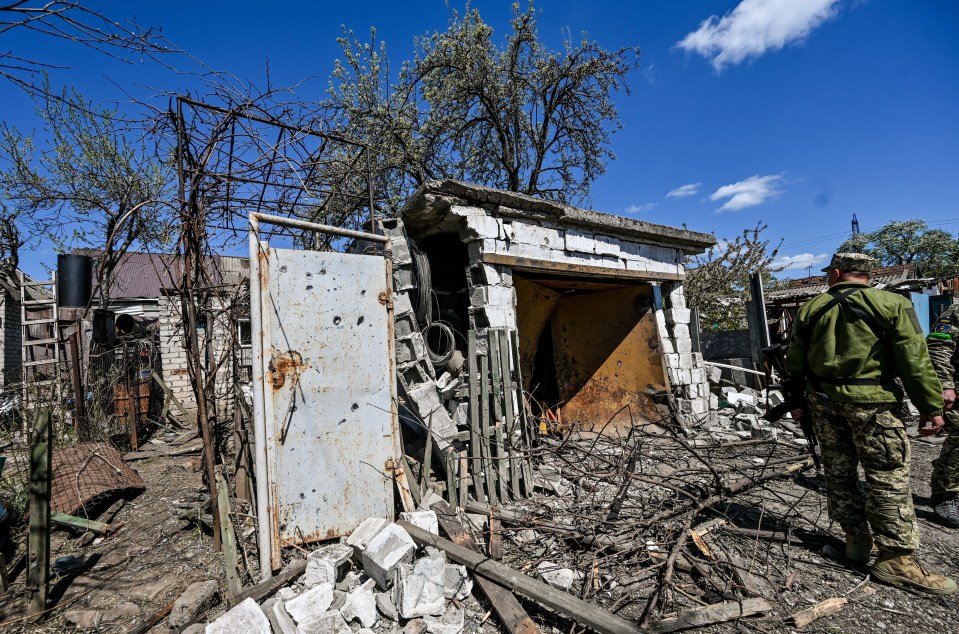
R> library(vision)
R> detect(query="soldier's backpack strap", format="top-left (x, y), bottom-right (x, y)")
top-left (798, 286), bottom-right (893, 395)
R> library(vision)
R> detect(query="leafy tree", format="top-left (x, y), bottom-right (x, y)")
top-left (685, 223), bottom-right (783, 331)
top-left (837, 219), bottom-right (959, 278)
top-left (320, 1), bottom-right (640, 222)
top-left (0, 84), bottom-right (173, 305)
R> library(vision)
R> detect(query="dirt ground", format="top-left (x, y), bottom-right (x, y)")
top-left (0, 424), bottom-right (956, 633)
top-left (0, 447), bottom-right (224, 632)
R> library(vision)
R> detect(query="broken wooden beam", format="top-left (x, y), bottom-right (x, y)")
top-left (432, 500), bottom-right (541, 634)
top-left (226, 560), bottom-right (307, 608)
top-left (50, 512), bottom-right (110, 535)
top-left (649, 598), bottom-right (771, 633)
top-left (26, 408), bottom-right (52, 620)
top-left (215, 471), bottom-right (243, 597)
top-left (397, 520), bottom-right (646, 634)
top-left (788, 597), bottom-right (848, 629)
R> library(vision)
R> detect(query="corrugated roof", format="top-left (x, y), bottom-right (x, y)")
top-left (74, 249), bottom-right (248, 300)
top-left (766, 263), bottom-right (918, 304)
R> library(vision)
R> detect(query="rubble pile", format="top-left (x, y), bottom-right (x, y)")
top-left (201, 513), bottom-right (478, 634)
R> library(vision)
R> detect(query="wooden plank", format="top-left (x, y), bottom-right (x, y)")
top-left (649, 598), bottom-right (771, 633)
top-left (402, 456), bottom-right (422, 509)
top-left (226, 560), bottom-right (307, 608)
top-left (398, 520), bottom-right (647, 634)
top-left (489, 330), bottom-right (510, 502)
top-left (432, 500), bottom-right (542, 634)
top-left (394, 458), bottom-right (417, 513)
top-left (467, 330), bottom-right (486, 502)
top-left (497, 329), bottom-right (521, 498)
top-left (510, 330), bottom-right (536, 497)
top-left (479, 354), bottom-right (497, 506)
top-left (26, 408), bottom-right (52, 620)
top-left (216, 472), bottom-right (243, 597)
top-left (787, 597), bottom-right (848, 629)
top-left (50, 512), bottom-right (109, 535)
top-left (489, 506), bottom-right (503, 560)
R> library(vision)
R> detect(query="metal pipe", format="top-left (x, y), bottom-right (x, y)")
top-left (248, 214), bottom-right (273, 580)
top-left (249, 212), bottom-right (389, 244)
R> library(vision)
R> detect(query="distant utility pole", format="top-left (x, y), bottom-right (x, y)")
top-left (852, 213), bottom-right (860, 236)
top-left (806, 265), bottom-right (813, 277)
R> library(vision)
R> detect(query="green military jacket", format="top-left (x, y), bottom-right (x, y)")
top-left (928, 303), bottom-right (959, 390)
top-left (785, 281), bottom-right (944, 415)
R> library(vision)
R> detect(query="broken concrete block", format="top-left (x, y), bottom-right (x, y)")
top-left (206, 597), bottom-right (271, 634)
top-left (537, 561), bottom-right (577, 591)
top-left (707, 365), bottom-right (723, 384)
top-left (278, 586), bottom-right (299, 601)
top-left (399, 510), bottom-right (439, 536)
top-left (725, 391), bottom-right (756, 407)
top-left (375, 591), bottom-right (399, 622)
top-left (394, 556), bottom-right (447, 618)
top-left (424, 546), bottom-right (446, 562)
top-left (335, 570), bottom-right (363, 592)
top-left (331, 589), bottom-right (347, 611)
top-left (285, 583), bottom-right (334, 625)
top-left (404, 619), bottom-right (429, 634)
top-left (296, 610), bottom-right (352, 634)
top-left (751, 426), bottom-right (779, 441)
top-left (303, 557), bottom-right (337, 589)
top-left (271, 599), bottom-right (298, 634)
top-left (424, 607), bottom-right (466, 634)
top-left (346, 517), bottom-right (391, 557)
top-left (303, 543), bottom-right (354, 587)
top-left (361, 523), bottom-right (417, 590)
top-left (341, 578), bottom-right (378, 628)
top-left (733, 413), bottom-right (760, 431)
top-left (514, 529), bottom-right (539, 544)
top-left (736, 400), bottom-right (763, 416)
top-left (169, 580), bottom-right (219, 628)
top-left (443, 564), bottom-right (472, 600)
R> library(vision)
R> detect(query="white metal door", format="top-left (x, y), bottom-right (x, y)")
top-left (253, 246), bottom-right (397, 567)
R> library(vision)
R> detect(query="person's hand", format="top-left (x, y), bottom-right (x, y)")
top-left (943, 388), bottom-right (956, 411)
top-left (919, 414), bottom-right (946, 436)
top-left (789, 408), bottom-right (805, 420)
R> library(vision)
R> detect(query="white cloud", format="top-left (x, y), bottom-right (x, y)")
top-left (666, 183), bottom-right (701, 198)
top-left (677, 0), bottom-right (841, 71)
top-left (624, 202), bottom-right (657, 214)
top-left (710, 174), bottom-right (784, 212)
top-left (772, 252), bottom-right (829, 272)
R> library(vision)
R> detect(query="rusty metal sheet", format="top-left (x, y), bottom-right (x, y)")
top-left (550, 285), bottom-right (666, 432)
top-left (255, 247), bottom-right (398, 559)
top-left (513, 275), bottom-right (561, 392)
top-left (51, 442), bottom-right (144, 517)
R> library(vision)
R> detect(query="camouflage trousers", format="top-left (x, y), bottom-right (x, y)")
top-left (931, 409), bottom-right (959, 498)
top-left (808, 394), bottom-right (919, 553)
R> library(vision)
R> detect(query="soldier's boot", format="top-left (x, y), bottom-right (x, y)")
top-left (844, 531), bottom-right (875, 565)
top-left (932, 494), bottom-right (959, 528)
top-left (870, 552), bottom-right (958, 596)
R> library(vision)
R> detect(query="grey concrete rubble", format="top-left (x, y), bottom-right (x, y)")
top-left (537, 561), bottom-right (579, 591)
top-left (361, 523), bottom-right (417, 589)
top-left (345, 517), bottom-right (391, 556)
top-left (285, 583), bottom-right (334, 624)
top-left (206, 598), bottom-right (271, 634)
top-left (394, 556), bottom-right (447, 618)
top-left (340, 579), bottom-right (378, 627)
top-left (443, 564), bottom-right (472, 600)
top-left (398, 510), bottom-right (439, 536)
top-left (303, 543), bottom-right (354, 588)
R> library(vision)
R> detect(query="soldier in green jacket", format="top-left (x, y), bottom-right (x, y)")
top-left (926, 304), bottom-right (959, 527)
top-left (786, 252), bottom-right (956, 596)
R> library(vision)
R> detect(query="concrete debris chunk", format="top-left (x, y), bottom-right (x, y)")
top-left (751, 426), bottom-right (779, 440)
top-left (285, 583), bottom-right (334, 625)
top-left (335, 570), bottom-right (363, 592)
top-left (361, 523), bottom-right (417, 589)
top-left (766, 390), bottom-right (785, 408)
top-left (296, 609), bottom-right (352, 634)
top-left (341, 578), bottom-right (378, 628)
top-left (278, 586), bottom-right (299, 601)
top-left (514, 529), bottom-right (539, 544)
top-left (331, 590), bottom-right (347, 611)
top-left (424, 546), bottom-right (446, 562)
top-left (168, 579), bottom-right (220, 628)
top-left (725, 391), bottom-right (755, 407)
top-left (303, 557), bottom-right (337, 589)
top-left (443, 563), bottom-right (472, 600)
top-left (424, 607), bottom-right (466, 634)
top-left (537, 561), bottom-right (578, 591)
top-left (399, 510), bottom-right (439, 536)
top-left (403, 619), bottom-right (428, 634)
top-left (346, 517), bottom-right (391, 557)
top-left (206, 597), bottom-right (271, 634)
top-left (394, 557), bottom-right (447, 618)
top-left (272, 599), bottom-right (298, 634)
top-left (375, 591), bottom-right (399, 622)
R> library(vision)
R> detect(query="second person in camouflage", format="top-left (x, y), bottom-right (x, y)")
top-left (925, 304), bottom-right (959, 527)
top-left (786, 253), bottom-right (956, 596)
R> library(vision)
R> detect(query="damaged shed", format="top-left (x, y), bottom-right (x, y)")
top-left (386, 180), bottom-right (716, 433)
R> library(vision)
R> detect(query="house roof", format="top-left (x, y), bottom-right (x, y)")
top-left (766, 263), bottom-right (920, 304)
top-left (74, 249), bottom-right (249, 300)
top-left (399, 179), bottom-right (717, 255)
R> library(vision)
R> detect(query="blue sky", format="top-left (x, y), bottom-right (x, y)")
top-left (4, 0), bottom-right (959, 279)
